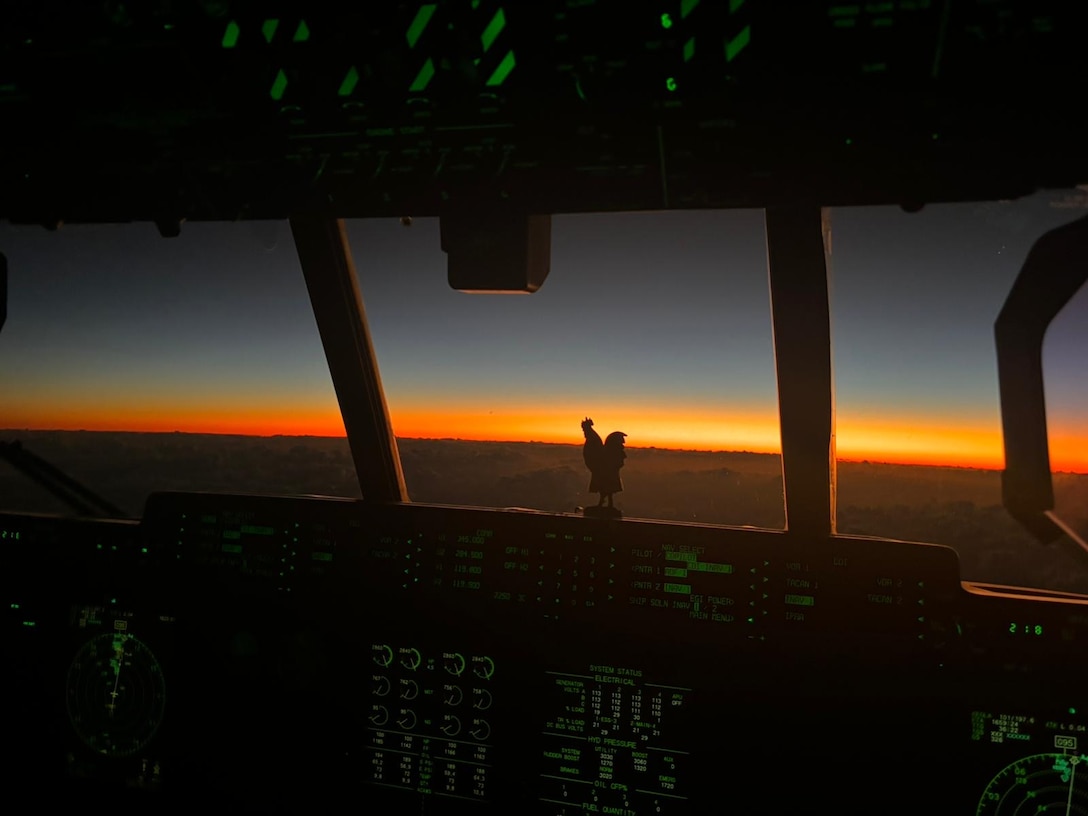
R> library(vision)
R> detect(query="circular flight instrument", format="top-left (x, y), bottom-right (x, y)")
top-left (369, 705), bottom-right (389, 727)
top-left (977, 752), bottom-right (1088, 814)
top-left (66, 632), bottom-right (166, 757)
top-left (444, 652), bottom-right (466, 676)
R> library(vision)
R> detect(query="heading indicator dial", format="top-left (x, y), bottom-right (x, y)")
top-left (978, 750), bottom-right (1088, 814)
top-left (66, 632), bottom-right (166, 757)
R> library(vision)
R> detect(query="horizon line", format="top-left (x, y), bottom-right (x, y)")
top-left (5, 428), bottom-right (1086, 475)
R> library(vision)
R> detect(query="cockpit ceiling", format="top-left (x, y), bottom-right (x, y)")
top-left (0, 1), bottom-right (1084, 223)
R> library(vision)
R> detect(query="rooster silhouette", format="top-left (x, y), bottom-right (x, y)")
top-left (581, 417), bottom-right (627, 509)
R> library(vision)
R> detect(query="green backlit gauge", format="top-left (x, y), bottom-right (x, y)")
top-left (472, 655), bottom-right (495, 680)
top-left (66, 632), bottom-right (166, 757)
top-left (977, 753), bottom-right (1088, 814)
top-left (372, 644), bottom-right (393, 668)
top-left (443, 651), bottom-right (466, 676)
top-left (399, 647), bottom-right (422, 671)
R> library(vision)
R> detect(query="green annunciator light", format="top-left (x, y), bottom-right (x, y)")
top-left (262, 18), bottom-right (279, 44)
top-left (661, 13), bottom-right (673, 29)
top-left (407, 4), bottom-right (437, 49)
top-left (725, 25), bottom-right (750, 62)
top-left (221, 20), bottom-right (240, 48)
top-left (339, 65), bottom-right (360, 96)
top-left (666, 76), bottom-right (677, 91)
top-left (270, 69), bottom-right (288, 100)
top-left (410, 58), bottom-right (436, 92)
top-left (481, 8), bottom-right (506, 53)
top-left (486, 51), bottom-right (516, 86)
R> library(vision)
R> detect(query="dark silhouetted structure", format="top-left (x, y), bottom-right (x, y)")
top-left (581, 418), bottom-right (627, 516)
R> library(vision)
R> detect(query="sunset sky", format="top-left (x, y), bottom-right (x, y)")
top-left (0, 190), bottom-right (1085, 472)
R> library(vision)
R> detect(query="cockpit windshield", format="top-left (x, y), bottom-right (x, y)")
top-left (352, 209), bottom-right (786, 527)
top-left (827, 190), bottom-right (1088, 591)
top-left (0, 191), bottom-right (1085, 591)
top-left (0, 219), bottom-right (352, 516)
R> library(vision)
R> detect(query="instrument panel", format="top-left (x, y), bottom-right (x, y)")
top-left (4, 493), bottom-right (1088, 813)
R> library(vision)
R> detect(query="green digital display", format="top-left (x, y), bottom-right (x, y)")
top-left (1008, 623), bottom-right (1044, 636)
top-left (692, 561), bottom-right (732, 573)
top-left (784, 594), bottom-right (815, 607)
top-left (629, 546), bottom-right (753, 622)
top-left (541, 664), bottom-right (690, 811)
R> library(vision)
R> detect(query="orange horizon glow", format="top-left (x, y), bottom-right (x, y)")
top-left (0, 404), bottom-right (347, 439)
top-left (5, 402), bottom-right (1086, 474)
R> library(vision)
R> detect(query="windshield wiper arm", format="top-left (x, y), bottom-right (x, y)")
top-left (0, 440), bottom-right (129, 519)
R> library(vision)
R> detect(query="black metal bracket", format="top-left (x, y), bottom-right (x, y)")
top-left (289, 216), bottom-right (408, 503)
top-left (765, 207), bottom-right (836, 538)
top-left (995, 214), bottom-right (1088, 547)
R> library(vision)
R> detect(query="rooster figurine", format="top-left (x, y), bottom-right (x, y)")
top-left (581, 417), bottom-right (627, 515)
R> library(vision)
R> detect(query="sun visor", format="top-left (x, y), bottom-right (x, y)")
top-left (440, 209), bottom-right (551, 293)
